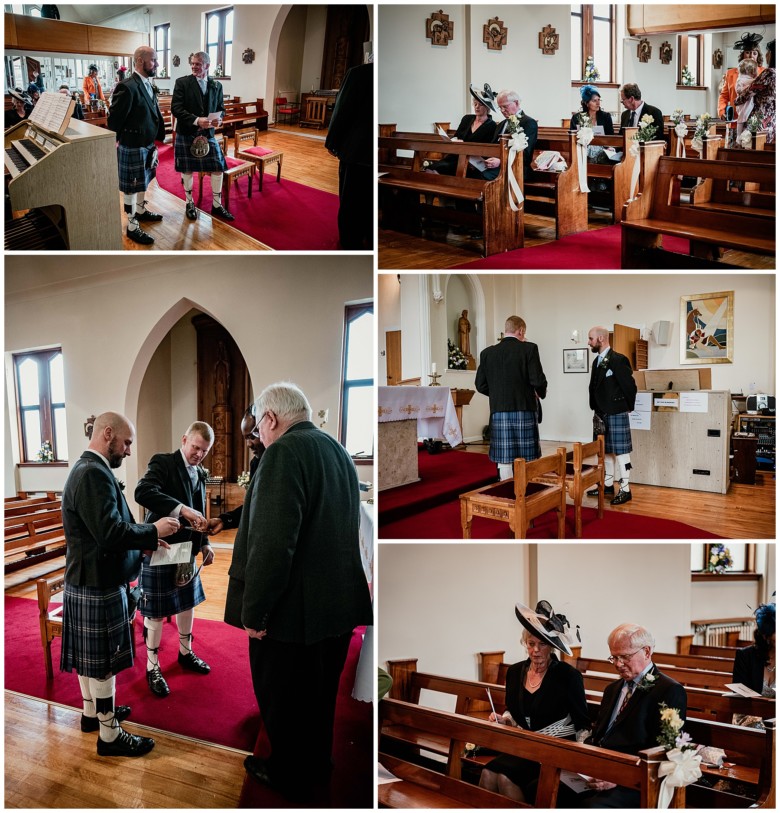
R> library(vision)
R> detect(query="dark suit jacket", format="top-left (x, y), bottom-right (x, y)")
top-left (108, 72), bottom-right (165, 147)
top-left (570, 109), bottom-right (615, 135)
top-left (589, 348), bottom-right (637, 415)
top-left (325, 62), bottom-right (373, 167)
top-left (620, 102), bottom-right (664, 138)
top-left (733, 646), bottom-right (767, 694)
top-left (218, 453), bottom-right (262, 530)
top-left (590, 665), bottom-right (687, 755)
top-left (171, 74), bottom-right (226, 138)
top-left (224, 421), bottom-right (373, 645)
top-left (475, 337), bottom-right (547, 413)
top-left (134, 450), bottom-right (208, 557)
top-left (62, 451), bottom-right (158, 587)
top-left (494, 111), bottom-right (539, 166)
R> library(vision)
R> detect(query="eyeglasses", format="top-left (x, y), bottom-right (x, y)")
top-left (607, 647), bottom-right (644, 665)
top-left (251, 411), bottom-right (270, 437)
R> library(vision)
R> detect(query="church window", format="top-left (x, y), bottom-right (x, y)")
top-left (205, 7), bottom-right (234, 78)
top-left (571, 5), bottom-right (616, 83)
top-left (678, 34), bottom-right (703, 86)
top-left (340, 303), bottom-right (373, 459)
top-left (155, 23), bottom-right (171, 78)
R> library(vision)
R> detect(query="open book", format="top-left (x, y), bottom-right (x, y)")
top-left (437, 125), bottom-right (488, 173)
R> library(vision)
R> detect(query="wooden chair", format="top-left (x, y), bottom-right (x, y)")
top-left (37, 575), bottom-right (65, 679)
top-left (300, 97), bottom-right (327, 129)
top-left (460, 448), bottom-right (567, 539)
top-left (234, 127), bottom-right (283, 191)
top-left (274, 96), bottom-right (300, 125)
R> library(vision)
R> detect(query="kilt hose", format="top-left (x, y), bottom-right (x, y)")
top-left (489, 410), bottom-right (541, 464)
top-left (60, 583), bottom-right (134, 677)
top-left (174, 133), bottom-right (228, 174)
top-left (138, 560), bottom-right (205, 619)
top-left (594, 412), bottom-right (633, 456)
top-left (117, 143), bottom-right (158, 194)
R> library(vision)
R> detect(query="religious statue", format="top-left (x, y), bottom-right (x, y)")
top-left (458, 310), bottom-right (471, 357)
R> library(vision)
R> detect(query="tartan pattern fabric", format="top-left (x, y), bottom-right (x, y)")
top-left (138, 561), bottom-right (205, 619)
top-left (489, 410), bottom-right (540, 464)
top-left (595, 412), bottom-right (633, 455)
top-left (60, 583), bottom-right (134, 677)
top-left (117, 143), bottom-right (157, 193)
top-left (174, 133), bottom-right (228, 174)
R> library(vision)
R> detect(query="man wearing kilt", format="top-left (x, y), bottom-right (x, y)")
top-left (60, 412), bottom-right (179, 756)
top-left (475, 315), bottom-right (548, 481)
top-left (107, 46), bottom-right (166, 245)
top-left (135, 422), bottom-right (216, 697)
top-left (172, 51), bottom-right (234, 222)
top-left (587, 326), bottom-right (638, 505)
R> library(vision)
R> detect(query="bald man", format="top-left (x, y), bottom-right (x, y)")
top-left (60, 412), bottom-right (179, 756)
top-left (587, 326), bottom-right (637, 504)
top-left (108, 45), bottom-right (166, 245)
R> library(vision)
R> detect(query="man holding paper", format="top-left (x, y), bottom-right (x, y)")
top-left (172, 50), bottom-right (234, 222)
top-left (135, 421), bottom-right (216, 698)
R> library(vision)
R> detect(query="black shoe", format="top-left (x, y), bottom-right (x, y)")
top-left (244, 755), bottom-right (275, 788)
top-left (126, 226), bottom-right (154, 245)
top-left (81, 705), bottom-right (131, 733)
top-left (587, 485), bottom-right (614, 497)
top-left (178, 650), bottom-right (211, 674)
top-left (97, 727), bottom-right (155, 757)
top-left (611, 489), bottom-right (633, 505)
top-left (146, 666), bottom-right (170, 697)
top-left (211, 204), bottom-right (235, 221)
top-left (136, 208), bottom-right (163, 222)
top-left (185, 201), bottom-right (198, 220)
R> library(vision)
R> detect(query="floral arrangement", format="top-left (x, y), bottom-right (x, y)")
top-left (707, 544), bottom-right (733, 574)
top-left (214, 64), bottom-right (224, 78)
top-left (115, 479), bottom-right (126, 492)
top-left (746, 113), bottom-right (762, 134)
top-left (158, 67), bottom-right (167, 78)
top-left (670, 109), bottom-right (686, 126)
top-left (657, 703), bottom-right (694, 751)
top-left (690, 113), bottom-right (713, 153)
top-left (508, 127), bottom-right (528, 153)
top-left (681, 65), bottom-right (694, 86)
top-left (447, 339), bottom-right (467, 370)
top-left (583, 56), bottom-right (600, 82)
top-left (578, 110), bottom-right (592, 129)
top-left (36, 440), bottom-right (54, 463)
top-left (655, 703), bottom-right (702, 805)
top-left (505, 115), bottom-right (523, 135)
top-left (198, 466), bottom-right (210, 482)
top-left (237, 471), bottom-right (251, 490)
top-left (637, 672), bottom-right (657, 692)
top-left (633, 113), bottom-right (658, 143)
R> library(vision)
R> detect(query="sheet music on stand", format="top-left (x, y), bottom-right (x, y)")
top-left (28, 91), bottom-right (75, 136)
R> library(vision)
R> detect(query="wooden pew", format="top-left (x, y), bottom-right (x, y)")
top-left (5, 491), bottom-right (57, 505)
top-left (698, 143), bottom-right (775, 197)
top-left (621, 146), bottom-right (775, 268)
top-left (525, 129), bottom-right (588, 238)
top-left (380, 698), bottom-right (681, 808)
top-left (572, 655), bottom-right (733, 692)
top-left (5, 505), bottom-right (66, 574)
top-left (378, 135), bottom-right (524, 256)
top-left (677, 636), bottom-right (740, 657)
top-left (5, 499), bottom-right (60, 518)
top-left (219, 98), bottom-right (268, 135)
top-left (667, 123), bottom-right (718, 158)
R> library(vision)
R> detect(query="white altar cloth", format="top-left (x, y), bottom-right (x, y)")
top-left (377, 386), bottom-right (462, 447)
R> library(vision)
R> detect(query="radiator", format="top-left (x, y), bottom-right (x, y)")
top-left (700, 620), bottom-right (756, 646)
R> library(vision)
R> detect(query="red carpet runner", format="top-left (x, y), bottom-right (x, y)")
top-left (153, 143), bottom-right (341, 250)
top-left (452, 224), bottom-right (690, 270)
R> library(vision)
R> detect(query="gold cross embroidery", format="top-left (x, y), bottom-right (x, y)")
top-left (399, 404), bottom-right (420, 417)
top-left (378, 406), bottom-right (392, 418)
top-left (427, 403), bottom-right (443, 416)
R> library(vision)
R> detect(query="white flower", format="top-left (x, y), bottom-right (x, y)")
top-left (641, 114), bottom-right (654, 126)
top-left (509, 130), bottom-right (528, 152)
top-left (577, 127), bottom-right (594, 147)
top-left (739, 129), bottom-right (753, 148)
top-left (674, 122), bottom-right (688, 138)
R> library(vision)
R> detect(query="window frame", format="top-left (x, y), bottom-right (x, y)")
top-left (154, 22), bottom-right (171, 79)
top-left (677, 33), bottom-right (705, 88)
top-left (205, 7), bottom-right (234, 79)
top-left (13, 347), bottom-right (68, 464)
top-left (571, 4), bottom-right (617, 85)
top-left (690, 543), bottom-right (758, 581)
top-left (339, 302), bottom-right (374, 461)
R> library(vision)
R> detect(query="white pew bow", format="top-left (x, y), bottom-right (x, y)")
top-left (656, 748), bottom-right (702, 808)
top-left (576, 127), bottom-right (593, 193)
top-left (674, 122), bottom-right (688, 158)
top-left (507, 131), bottom-right (528, 211)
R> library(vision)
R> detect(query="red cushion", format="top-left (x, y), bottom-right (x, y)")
top-left (243, 145), bottom-right (273, 157)
top-left (225, 156), bottom-right (249, 169)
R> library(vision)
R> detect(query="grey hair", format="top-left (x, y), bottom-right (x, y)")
top-left (608, 623), bottom-right (655, 652)
top-left (497, 89), bottom-right (520, 105)
top-left (185, 421), bottom-right (214, 443)
top-left (255, 382), bottom-right (312, 423)
top-left (190, 51), bottom-right (210, 65)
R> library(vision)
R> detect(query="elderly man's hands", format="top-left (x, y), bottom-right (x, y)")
top-left (586, 778), bottom-right (617, 792)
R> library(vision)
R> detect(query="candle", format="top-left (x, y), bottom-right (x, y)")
top-left (431, 363), bottom-right (437, 374)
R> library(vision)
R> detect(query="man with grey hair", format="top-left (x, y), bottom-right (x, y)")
top-left (61, 412), bottom-right (179, 756)
top-left (135, 421), bottom-right (215, 697)
top-left (582, 623), bottom-right (687, 807)
top-left (480, 88), bottom-right (538, 178)
top-left (225, 382), bottom-right (373, 800)
top-left (171, 50), bottom-right (234, 222)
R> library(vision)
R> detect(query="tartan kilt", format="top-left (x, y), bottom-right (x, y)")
top-left (117, 144), bottom-right (157, 193)
top-left (60, 583), bottom-right (134, 677)
top-left (596, 412), bottom-right (633, 455)
top-left (174, 134), bottom-right (228, 174)
top-left (138, 561), bottom-right (205, 619)
top-left (489, 410), bottom-right (540, 464)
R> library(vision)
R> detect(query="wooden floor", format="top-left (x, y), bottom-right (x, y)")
top-left (464, 441), bottom-right (776, 539)
top-left (5, 532), bottom-right (253, 809)
top-left (120, 128), bottom-right (339, 251)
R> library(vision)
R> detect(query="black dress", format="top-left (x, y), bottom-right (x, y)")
top-left (733, 645), bottom-right (773, 695)
top-left (569, 109), bottom-right (614, 135)
top-left (486, 656), bottom-right (590, 798)
top-left (430, 114), bottom-right (497, 174)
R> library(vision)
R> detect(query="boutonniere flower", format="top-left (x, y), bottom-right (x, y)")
top-left (637, 672), bottom-right (657, 692)
top-left (115, 478), bottom-right (126, 492)
top-left (197, 466), bottom-right (209, 482)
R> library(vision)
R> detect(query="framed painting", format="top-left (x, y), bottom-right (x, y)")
top-left (680, 291), bottom-right (734, 364)
top-left (563, 348), bottom-right (589, 373)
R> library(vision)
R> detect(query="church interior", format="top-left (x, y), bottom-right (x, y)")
top-left (4, 3), bottom-right (372, 251)
top-left (378, 4), bottom-right (775, 270)
top-left (4, 256), bottom-right (374, 808)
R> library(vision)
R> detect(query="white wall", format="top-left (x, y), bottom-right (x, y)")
top-left (300, 4), bottom-right (327, 95)
top-left (169, 313), bottom-right (198, 450)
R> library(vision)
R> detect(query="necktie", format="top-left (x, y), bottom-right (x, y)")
top-left (198, 78), bottom-right (207, 95)
top-left (618, 681), bottom-right (634, 715)
top-left (630, 110), bottom-right (637, 127)
top-left (188, 466), bottom-right (198, 489)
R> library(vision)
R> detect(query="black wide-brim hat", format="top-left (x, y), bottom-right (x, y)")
top-left (469, 82), bottom-right (499, 115)
top-left (733, 32), bottom-right (763, 51)
top-left (515, 600), bottom-right (574, 656)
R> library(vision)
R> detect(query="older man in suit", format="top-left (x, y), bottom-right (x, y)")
top-left (135, 422), bottom-right (215, 697)
top-left (475, 315), bottom-right (547, 481)
top-left (583, 623), bottom-right (687, 807)
top-left (107, 45), bottom-right (166, 245)
top-left (482, 88), bottom-right (538, 175)
top-left (618, 83), bottom-right (664, 138)
top-left (225, 382), bottom-right (373, 800)
top-left (587, 326), bottom-right (637, 505)
top-left (60, 412), bottom-right (179, 756)
top-left (172, 51), bottom-right (234, 222)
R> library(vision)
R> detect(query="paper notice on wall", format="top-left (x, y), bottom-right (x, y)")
top-left (149, 541), bottom-right (192, 566)
top-left (679, 391), bottom-right (709, 412)
top-left (654, 397), bottom-right (678, 408)
top-left (634, 392), bottom-right (652, 412)
top-left (629, 409), bottom-right (651, 430)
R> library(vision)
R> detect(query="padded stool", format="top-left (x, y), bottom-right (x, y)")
top-left (197, 156), bottom-right (255, 210)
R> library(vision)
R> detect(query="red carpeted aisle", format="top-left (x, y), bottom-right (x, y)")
top-left (451, 224), bottom-right (690, 270)
top-left (154, 144), bottom-right (341, 250)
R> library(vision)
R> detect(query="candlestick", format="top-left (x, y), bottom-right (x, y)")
top-left (428, 372), bottom-right (442, 386)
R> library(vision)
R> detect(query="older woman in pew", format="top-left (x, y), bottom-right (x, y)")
top-left (479, 600), bottom-right (590, 803)
top-left (733, 603), bottom-right (775, 699)
top-left (735, 39), bottom-right (775, 144)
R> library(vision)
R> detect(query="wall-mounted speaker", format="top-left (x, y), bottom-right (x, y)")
top-left (653, 320), bottom-right (672, 346)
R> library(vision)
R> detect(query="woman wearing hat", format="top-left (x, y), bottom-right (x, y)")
top-left (735, 39), bottom-right (775, 144)
top-left (570, 85), bottom-right (614, 135)
top-left (428, 90), bottom-right (497, 175)
top-left (733, 603), bottom-right (775, 696)
top-left (479, 601), bottom-right (590, 803)
top-left (83, 64), bottom-right (106, 103)
top-left (718, 32), bottom-right (764, 120)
